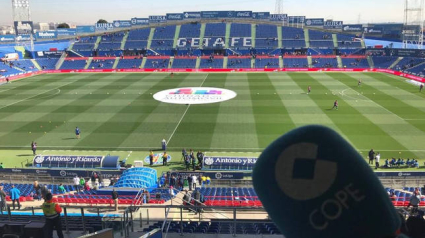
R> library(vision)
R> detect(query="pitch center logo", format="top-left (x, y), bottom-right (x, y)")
top-left (275, 143), bottom-right (337, 201)
top-left (153, 87), bottom-right (237, 105)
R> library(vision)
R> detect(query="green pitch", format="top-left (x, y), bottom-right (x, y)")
top-left (0, 72), bottom-right (424, 170)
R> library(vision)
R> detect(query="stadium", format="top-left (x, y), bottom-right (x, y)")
top-left (0, 0), bottom-right (425, 237)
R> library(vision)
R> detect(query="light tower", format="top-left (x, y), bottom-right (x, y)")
top-left (11, 0), bottom-right (34, 51)
top-left (403, 0), bottom-right (424, 49)
top-left (275, 0), bottom-right (284, 14)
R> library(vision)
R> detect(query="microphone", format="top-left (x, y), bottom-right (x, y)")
top-left (253, 125), bottom-right (404, 238)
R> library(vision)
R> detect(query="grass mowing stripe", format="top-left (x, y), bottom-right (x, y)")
top-left (77, 73), bottom-right (189, 150)
top-left (248, 73), bottom-right (296, 148)
top-left (0, 74), bottom-right (129, 147)
top-left (365, 73), bottom-right (425, 100)
top-left (210, 73), bottom-right (259, 150)
top-left (291, 72), bottom-right (415, 159)
top-left (168, 73), bottom-right (226, 150)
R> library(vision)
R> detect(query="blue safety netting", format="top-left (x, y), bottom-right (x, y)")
top-left (114, 167), bottom-right (157, 189)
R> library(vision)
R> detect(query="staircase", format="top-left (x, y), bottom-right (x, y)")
top-left (168, 57), bottom-right (174, 69)
top-left (84, 57), bottom-right (93, 69)
top-left (55, 51), bottom-right (67, 70)
top-left (389, 57), bottom-right (403, 69)
top-left (31, 59), bottom-right (41, 70)
top-left (223, 57), bottom-right (228, 69)
top-left (112, 57), bottom-right (120, 69)
top-left (307, 56), bottom-right (313, 68)
top-left (277, 26), bottom-right (283, 48)
top-left (147, 28), bottom-right (155, 49)
top-left (304, 29), bottom-right (310, 48)
top-left (199, 23), bottom-right (206, 49)
top-left (140, 57), bottom-right (147, 69)
top-left (172, 25), bottom-right (181, 48)
top-left (336, 56), bottom-right (343, 68)
top-left (225, 23), bottom-right (231, 48)
top-left (251, 24), bottom-right (257, 48)
top-left (279, 56), bottom-right (284, 68)
top-left (367, 56), bottom-right (374, 69)
top-left (68, 42), bottom-right (74, 51)
top-left (332, 34), bottom-right (338, 48)
top-left (93, 36), bottom-right (102, 50)
top-left (195, 57), bottom-right (201, 69)
top-left (361, 39), bottom-right (366, 48)
top-left (68, 50), bottom-right (84, 57)
top-left (120, 32), bottom-right (129, 50)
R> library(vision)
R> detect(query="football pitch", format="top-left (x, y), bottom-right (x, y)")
top-left (0, 72), bottom-right (424, 168)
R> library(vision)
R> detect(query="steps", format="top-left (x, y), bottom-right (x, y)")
top-left (55, 52), bottom-right (67, 70)
top-left (120, 32), bottom-right (129, 50)
top-left (307, 56), bottom-right (313, 68)
top-left (168, 57), bottom-right (174, 69)
top-left (336, 56), bottom-right (342, 68)
top-left (223, 57), bottom-right (228, 69)
top-left (251, 24), bottom-right (256, 48)
top-left (332, 34), bottom-right (338, 48)
top-left (31, 59), bottom-right (41, 70)
top-left (172, 25), bottom-right (181, 48)
top-left (279, 56), bottom-right (283, 68)
top-left (199, 23), bottom-right (206, 49)
top-left (68, 42), bottom-right (74, 51)
top-left (304, 29), bottom-right (310, 48)
top-left (93, 36), bottom-right (101, 50)
top-left (84, 57), bottom-right (93, 69)
top-left (112, 57), bottom-right (120, 69)
top-left (251, 58), bottom-right (255, 68)
top-left (367, 56), bottom-right (374, 68)
top-left (195, 57), bottom-right (201, 69)
top-left (68, 50), bottom-right (84, 57)
top-left (140, 57), bottom-right (147, 69)
top-left (277, 26), bottom-right (282, 48)
top-left (361, 39), bottom-right (366, 48)
top-left (225, 23), bottom-right (231, 48)
top-left (147, 28), bottom-right (155, 49)
top-left (389, 57), bottom-right (403, 69)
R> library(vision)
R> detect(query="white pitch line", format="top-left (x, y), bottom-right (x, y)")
top-left (0, 81), bottom-right (75, 111)
top-left (404, 119), bottom-right (425, 121)
top-left (167, 74), bottom-right (209, 144)
top-left (0, 87), bottom-right (16, 93)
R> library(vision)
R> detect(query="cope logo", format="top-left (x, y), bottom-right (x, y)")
top-left (275, 143), bottom-right (337, 201)
top-left (154, 87), bottom-right (237, 105)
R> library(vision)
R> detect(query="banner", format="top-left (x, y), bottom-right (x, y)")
top-left (1, 168), bottom-right (122, 178)
top-left (56, 29), bottom-right (77, 36)
top-left (113, 20), bottom-right (132, 28)
top-left (144, 153), bottom-right (171, 165)
top-left (37, 51), bottom-right (64, 58)
top-left (288, 16), bottom-right (305, 24)
top-left (166, 13), bottom-right (184, 21)
top-left (33, 155), bottom-right (104, 168)
top-left (201, 11), bottom-right (235, 19)
top-left (234, 11), bottom-right (253, 18)
top-left (252, 12), bottom-right (270, 19)
top-left (0, 35), bottom-right (15, 42)
top-left (343, 24), bottom-right (363, 32)
top-left (76, 25), bottom-right (95, 34)
top-left (183, 12), bottom-right (202, 19)
top-left (203, 157), bottom-right (257, 170)
top-left (14, 21), bottom-right (34, 35)
top-left (170, 171), bottom-right (245, 180)
top-left (15, 34), bottom-right (33, 41)
top-left (305, 18), bottom-right (324, 27)
top-left (324, 20), bottom-right (343, 29)
top-left (95, 23), bottom-right (114, 31)
top-left (269, 14), bottom-right (287, 22)
top-left (131, 18), bottom-right (149, 25)
top-left (363, 27), bottom-right (383, 34)
top-left (35, 31), bottom-right (57, 39)
top-left (149, 15), bottom-right (167, 23)
top-left (375, 172), bottom-right (425, 177)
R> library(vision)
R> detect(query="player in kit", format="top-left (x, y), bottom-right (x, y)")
top-left (332, 100), bottom-right (338, 110)
top-left (170, 72), bottom-right (174, 78)
top-left (75, 127), bottom-right (80, 139)
top-left (358, 79), bottom-right (362, 87)
top-left (307, 86), bottom-right (311, 95)
top-left (420, 83), bottom-right (424, 92)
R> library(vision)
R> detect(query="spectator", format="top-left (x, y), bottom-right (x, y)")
top-left (0, 163), bottom-right (3, 169)
top-left (84, 180), bottom-right (90, 191)
top-left (10, 185), bottom-right (21, 210)
top-left (149, 150), bottom-right (154, 166)
top-left (187, 174), bottom-right (193, 191)
top-left (34, 181), bottom-right (49, 200)
top-left (98, 173), bottom-right (103, 188)
top-left (169, 186), bottom-right (176, 199)
top-left (178, 176), bottom-right (184, 191)
top-left (58, 184), bottom-right (66, 194)
top-left (192, 174), bottom-right (197, 190)
top-left (91, 172), bottom-right (97, 188)
top-left (162, 152), bottom-right (168, 166)
top-left (206, 176), bottom-right (211, 186)
top-left (73, 175), bottom-right (81, 193)
top-left (112, 189), bottom-right (119, 212)
top-left (79, 177), bottom-right (85, 188)
top-left (407, 189), bottom-right (421, 213)
top-left (182, 190), bottom-right (191, 207)
top-left (201, 176), bottom-right (207, 187)
top-left (0, 186), bottom-right (6, 214)
top-left (42, 193), bottom-right (64, 238)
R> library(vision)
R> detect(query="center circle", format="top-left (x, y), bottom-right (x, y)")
top-left (153, 87), bottom-right (237, 105)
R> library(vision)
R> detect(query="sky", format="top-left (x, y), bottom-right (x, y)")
top-left (0, 0), bottom-right (405, 25)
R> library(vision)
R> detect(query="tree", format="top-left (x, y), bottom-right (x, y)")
top-left (97, 19), bottom-right (108, 24)
top-left (57, 23), bottom-right (70, 29)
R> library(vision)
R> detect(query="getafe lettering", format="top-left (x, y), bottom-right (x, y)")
top-left (309, 184), bottom-right (365, 230)
top-left (177, 37), bottom-right (252, 48)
